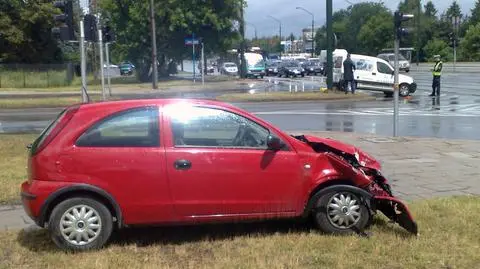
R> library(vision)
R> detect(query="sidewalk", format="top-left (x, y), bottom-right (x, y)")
top-left (1, 131), bottom-right (479, 231)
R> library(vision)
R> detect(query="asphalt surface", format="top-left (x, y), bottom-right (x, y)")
top-left (1, 69), bottom-right (480, 140)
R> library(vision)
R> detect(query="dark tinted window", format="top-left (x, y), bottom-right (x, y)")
top-left (167, 106), bottom-right (269, 149)
top-left (76, 107), bottom-right (159, 147)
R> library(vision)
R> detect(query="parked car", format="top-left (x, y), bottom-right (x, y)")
top-left (302, 59), bottom-right (324, 76)
top-left (220, 62), bottom-right (238, 75)
top-left (278, 61), bottom-right (305, 78)
top-left (119, 61), bottom-right (135, 76)
top-left (21, 99), bottom-right (418, 251)
top-left (377, 53), bottom-right (410, 73)
top-left (333, 50), bottom-right (417, 97)
top-left (266, 62), bottom-right (280, 76)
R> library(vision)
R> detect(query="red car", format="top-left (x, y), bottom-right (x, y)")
top-left (21, 99), bottom-right (417, 250)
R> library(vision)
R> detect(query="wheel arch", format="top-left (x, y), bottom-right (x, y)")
top-left (38, 184), bottom-right (123, 229)
top-left (301, 180), bottom-right (373, 219)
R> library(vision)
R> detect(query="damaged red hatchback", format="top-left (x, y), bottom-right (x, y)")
top-left (21, 99), bottom-right (417, 250)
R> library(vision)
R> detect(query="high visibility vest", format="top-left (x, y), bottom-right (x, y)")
top-left (433, 61), bottom-right (443, 76)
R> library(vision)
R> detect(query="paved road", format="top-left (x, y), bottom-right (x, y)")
top-left (2, 131), bottom-right (479, 231)
top-left (1, 93), bottom-right (480, 140)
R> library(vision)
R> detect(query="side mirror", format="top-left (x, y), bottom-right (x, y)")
top-left (391, 71), bottom-right (395, 76)
top-left (267, 135), bottom-right (283, 151)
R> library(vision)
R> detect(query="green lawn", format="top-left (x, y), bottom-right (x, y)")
top-left (0, 196), bottom-right (478, 268)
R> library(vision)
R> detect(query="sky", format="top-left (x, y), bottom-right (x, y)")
top-left (244, 0), bottom-right (477, 38)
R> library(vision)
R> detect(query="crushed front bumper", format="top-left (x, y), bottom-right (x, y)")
top-left (366, 177), bottom-right (418, 235)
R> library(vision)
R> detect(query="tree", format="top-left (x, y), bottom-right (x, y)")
top-left (0, 0), bottom-right (63, 63)
top-left (357, 12), bottom-right (393, 55)
top-left (446, 1), bottom-right (462, 19)
top-left (423, 38), bottom-right (452, 61)
top-left (99, 0), bottom-right (243, 80)
top-left (460, 22), bottom-right (480, 61)
top-left (424, 1), bottom-right (438, 18)
top-left (468, 0), bottom-right (480, 27)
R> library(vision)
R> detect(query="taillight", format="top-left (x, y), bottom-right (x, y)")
top-left (30, 105), bottom-right (80, 156)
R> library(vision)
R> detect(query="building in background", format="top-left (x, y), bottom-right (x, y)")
top-left (302, 27), bottom-right (319, 55)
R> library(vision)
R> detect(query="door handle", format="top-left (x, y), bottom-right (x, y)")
top-left (372, 72), bottom-right (376, 75)
top-left (174, 159), bottom-right (191, 170)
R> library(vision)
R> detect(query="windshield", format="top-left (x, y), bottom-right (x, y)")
top-left (224, 63), bottom-right (236, 68)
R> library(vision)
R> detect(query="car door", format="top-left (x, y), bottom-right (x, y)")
top-left (163, 104), bottom-right (304, 220)
top-left (352, 57), bottom-right (376, 90)
top-left (376, 61), bottom-right (395, 91)
top-left (70, 106), bottom-right (174, 224)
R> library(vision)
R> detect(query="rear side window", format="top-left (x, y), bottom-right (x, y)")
top-left (76, 107), bottom-right (159, 147)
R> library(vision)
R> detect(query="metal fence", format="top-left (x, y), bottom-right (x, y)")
top-left (0, 63), bottom-right (76, 88)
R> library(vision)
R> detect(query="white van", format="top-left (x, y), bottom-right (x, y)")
top-left (332, 50), bottom-right (417, 97)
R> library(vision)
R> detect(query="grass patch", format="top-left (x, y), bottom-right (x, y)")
top-left (0, 96), bottom-right (122, 109)
top-left (217, 91), bottom-right (375, 102)
top-left (0, 76), bottom-right (239, 92)
top-left (0, 196), bottom-right (478, 268)
top-left (0, 134), bottom-right (36, 204)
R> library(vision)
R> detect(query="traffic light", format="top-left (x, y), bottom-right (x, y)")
top-left (103, 25), bottom-right (115, 43)
top-left (448, 32), bottom-right (459, 47)
top-left (394, 11), bottom-right (414, 40)
top-left (83, 14), bottom-right (98, 42)
top-left (52, 0), bottom-right (75, 41)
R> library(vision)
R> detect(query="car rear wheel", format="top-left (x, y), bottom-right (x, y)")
top-left (48, 197), bottom-right (113, 251)
top-left (312, 190), bottom-right (369, 234)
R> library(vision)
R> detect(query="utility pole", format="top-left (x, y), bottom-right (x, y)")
top-left (149, 0), bottom-right (158, 89)
top-left (80, 19), bottom-right (88, 103)
top-left (416, 0), bottom-right (420, 66)
top-left (452, 16), bottom-right (460, 73)
top-left (105, 42), bottom-right (112, 96)
top-left (326, 0), bottom-right (333, 90)
top-left (296, 7), bottom-right (315, 58)
top-left (240, 2), bottom-right (246, 78)
top-left (192, 33), bottom-right (196, 82)
top-left (268, 15), bottom-right (282, 59)
top-left (201, 42), bottom-right (205, 85)
top-left (98, 27), bottom-right (106, 101)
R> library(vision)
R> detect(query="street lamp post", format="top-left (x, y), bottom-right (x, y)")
top-left (267, 15), bottom-right (282, 59)
top-left (246, 22), bottom-right (258, 40)
top-left (296, 7), bottom-right (315, 57)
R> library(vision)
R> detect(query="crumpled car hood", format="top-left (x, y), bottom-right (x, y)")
top-left (299, 135), bottom-right (381, 170)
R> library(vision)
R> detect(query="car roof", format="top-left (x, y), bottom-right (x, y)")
top-left (73, 98), bottom-right (239, 113)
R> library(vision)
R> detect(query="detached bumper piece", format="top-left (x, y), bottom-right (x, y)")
top-left (373, 196), bottom-right (418, 235)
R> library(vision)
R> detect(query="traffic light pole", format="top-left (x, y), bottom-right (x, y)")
top-left (98, 28), bottom-right (106, 101)
top-left (80, 19), bottom-right (88, 103)
top-left (393, 37), bottom-right (400, 137)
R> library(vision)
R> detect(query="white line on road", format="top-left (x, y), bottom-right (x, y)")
top-left (253, 111), bottom-right (479, 117)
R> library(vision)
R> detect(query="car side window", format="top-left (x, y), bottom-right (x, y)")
top-left (377, 62), bottom-right (393, 74)
top-left (168, 106), bottom-right (270, 149)
top-left (76, 107), bottom-right (159, 147)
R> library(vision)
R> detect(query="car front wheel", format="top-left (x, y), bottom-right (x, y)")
top-left (48, 197), bottom-right (113, 251)
top-left (399, 84), bottom-right (411, 97)
top-left (312, 190), bottom-right (369, 235)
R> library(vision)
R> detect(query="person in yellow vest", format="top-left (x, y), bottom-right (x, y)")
top-left (429, 55), bottom-right (443, 97)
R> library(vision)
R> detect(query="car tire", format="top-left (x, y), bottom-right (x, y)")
top-left (399, 83), bottom-right (410, 97)
top-left (312, 190), bottom-right (370, 235)
top-left (48, 197), bottom-right (113, 251)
